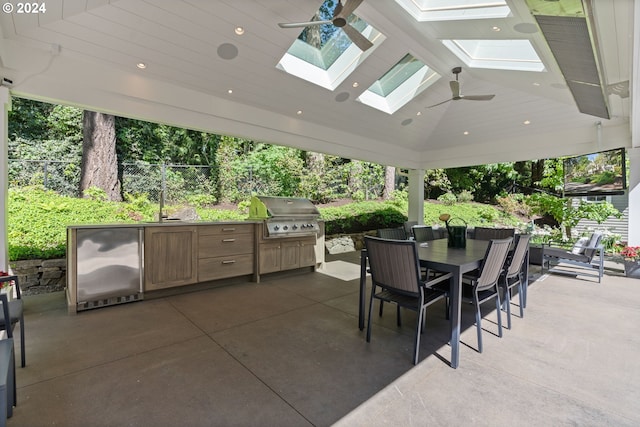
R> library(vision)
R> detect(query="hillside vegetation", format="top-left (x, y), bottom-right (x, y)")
top-left (8, 187), bottom-right (523, 260)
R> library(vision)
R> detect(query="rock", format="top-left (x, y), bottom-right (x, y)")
top-left (325, 236), bottom-right (355, 254)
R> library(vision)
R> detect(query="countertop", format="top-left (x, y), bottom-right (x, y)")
top-left (67, 220), bottom-right (261, 229)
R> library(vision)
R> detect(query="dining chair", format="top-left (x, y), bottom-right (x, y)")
top-left (461, 237), bottom-right (513, 353)
top-left (0, 276), bottom-right (25, 368)
top-left (473, 227), bottom-right (515, 241)
top-left (411, 225), bottom-right (436, 242)
top-left (500, 234), bottom-right (531, 329)
top-left (377, 227), bottom-right (407, 240)
top-left (364, 236), bottom-right (452, 365)
top-left (403, 221), bottom-right (418, 237)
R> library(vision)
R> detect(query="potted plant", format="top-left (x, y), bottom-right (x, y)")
top-left (620, 246), bottom-right (640, 278)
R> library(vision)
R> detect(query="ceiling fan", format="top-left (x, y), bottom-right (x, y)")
top-left (427, 67), bottom-right (495, 108)
top-left (278, 0), bottom-right (373, 52)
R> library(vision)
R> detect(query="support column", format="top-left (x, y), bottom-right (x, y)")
top-left (0, 86), bottom-right (9, 271)
top-left (407, 169), bottom-right (425, 225)
top-left (628, 0), bottom-right (640, 246)
top-left (628, 148), bottom-right (639, 246)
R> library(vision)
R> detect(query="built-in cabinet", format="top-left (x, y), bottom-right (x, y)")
top-left (144, 226), bottom-right (198, 291)
top-left (198, 224), bottom-right (255, 281)
top-left (259, 236), bottom-right (316, 274)
top-left (141, 222), bottom-right (322, 291)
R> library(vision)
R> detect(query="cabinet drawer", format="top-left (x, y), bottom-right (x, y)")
top-left (199, 224), bottom-right (254, 236)
top-left (198, 254), bottom-right (254, 281)
top-left (199, 233), bottom-right (254, 258)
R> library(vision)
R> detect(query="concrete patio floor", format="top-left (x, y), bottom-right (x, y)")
top-left (7, 255), bottom-right (640, 426)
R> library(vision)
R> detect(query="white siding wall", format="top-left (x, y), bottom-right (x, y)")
top-left (574, 194), bottom-right (629, 241)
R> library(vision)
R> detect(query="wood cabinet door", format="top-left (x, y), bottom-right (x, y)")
top-left (144, 226), bottom-right (197, 290)
top-left (299, 240), bottom-right (316, 267)
top-left (259, 242), bottom-right (281, 274)
top-left (280, 241), bottom-right (300, 270)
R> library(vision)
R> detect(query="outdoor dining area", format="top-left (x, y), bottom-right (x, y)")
top-left (4, 233), bottom-right (639, 426)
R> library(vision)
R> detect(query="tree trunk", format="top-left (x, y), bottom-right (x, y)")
top-left (348, 160), bottom-right (364, 199)
top-left (531, 159), bottom-right (545, 188)
top-left (382, 166), bottom-right (395, 200)
top-left (80, 111), bottom-right (122, 201)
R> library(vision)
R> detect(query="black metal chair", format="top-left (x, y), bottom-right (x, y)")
top-left (500, 234), bottom-right (531, 329)
top-left (0, 276), bottom-right (25, 368)
top-left (542, 232), bottom-right (604, 283)
top-left (473, 227), bottom-right (515, 241)
top-left (377, 227), bottom-right (407, 240)
top-left (364, 236), bottom-right (452, 365)
top-left (461, 238), bottom-right (513, 353)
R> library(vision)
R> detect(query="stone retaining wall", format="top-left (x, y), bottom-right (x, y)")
top-left (9, 258), bottom-right (66, 295)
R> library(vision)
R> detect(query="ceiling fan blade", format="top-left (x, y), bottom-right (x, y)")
top-left (341, 23), bottom-right (373, 51)
top-left (460, 94), bottom-right (495, 101)
top-left (427, 99), bottom-right (452, 108)
top-left (338, 0), bottom-right (364, 18)
top-left (278, 20), bottom-right (332, 28)
top-left (450, 80), bottom-right (460, 98)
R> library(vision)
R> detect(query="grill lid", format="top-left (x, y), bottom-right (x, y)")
top-left (254, 196), bottom-right (319, 218)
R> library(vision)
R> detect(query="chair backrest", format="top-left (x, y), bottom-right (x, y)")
top-left (364, 236), bottom-right (421, 296)
top-left (403, 221), bottom-right (418, 236)
top-left (476, 238), bottom-right (513, 290)
top-left (583, 232), bottom-right (603, 260)
top-left (474, 227), bottom-right (516, 241)
top-left (412, 225), bottom-right (436, 242)
top-left (377, 227), bottom-right (408, 240)
top-left (505, 234), bottom-right (531, 278)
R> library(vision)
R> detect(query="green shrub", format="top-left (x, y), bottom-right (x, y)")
top-left (456, 190), bottom-right (474, 203)
top-left (437, 193), bottom-right (457, 206)
top-left (320, 201), bottom-right (407, 234)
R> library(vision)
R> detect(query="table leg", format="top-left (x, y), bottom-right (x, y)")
top-left (359, 250), bottom-right (367, 331)
top-left (450, 267), bottom-right (462, 369)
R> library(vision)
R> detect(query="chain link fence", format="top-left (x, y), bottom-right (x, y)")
top-left (8, 160), bottom-right (219, 203)
top-left (7, 159), bottom-right (385, 202)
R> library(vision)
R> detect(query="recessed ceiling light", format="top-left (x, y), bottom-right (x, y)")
top-left (524, 120), bottom-right (531, 125)
top-left (416, 111), bottom-right (422, 116)
top-left (228, 89), bottom-right (233, 94)
top-left (533, 82), bottom-right (540, 86)
top-left (234, 27), bottom-right (245, 35)
top-left (492, 26), bottom-right (501, 32)
top-left (463, 131), bottom-right (469, 135)
top-left (296, 110), bottom-right (303, 115)
top-left (136, 62), bottom-right (146, 69)
top-left (352, 82), bottom-right (359, 88)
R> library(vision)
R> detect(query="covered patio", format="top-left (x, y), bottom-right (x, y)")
top-left (8, 256), bottom-right (639, 426)
top-left (1, 1), bottom-right (639, 425)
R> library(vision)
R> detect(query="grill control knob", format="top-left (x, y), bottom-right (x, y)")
top-left (273, 225), bottom-right (279, 231)
top-left (283, 225), bottom-right (289, 230)
top-left (292, 224), bottom-right (298, 230)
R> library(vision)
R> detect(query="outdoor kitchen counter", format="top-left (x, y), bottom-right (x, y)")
top-left (66, 221), bottom-right (324, 312)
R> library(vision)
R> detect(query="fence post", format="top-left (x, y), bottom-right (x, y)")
top-left (161, 163), bottom-right (167, 203)
top-left (43, 160), bottom-right (49, 189)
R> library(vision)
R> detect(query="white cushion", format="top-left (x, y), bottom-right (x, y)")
top-left (571, 237), bottom-right (589, 254)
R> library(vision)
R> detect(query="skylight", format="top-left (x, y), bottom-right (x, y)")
top-left (358, 54), bottom-right (440, 114)
top-left (442, 39), bottom-right (545, 72)
top-left (395, 0), bottom-right (511, 22)
top-left (276, 0), bottom-right (382, 91)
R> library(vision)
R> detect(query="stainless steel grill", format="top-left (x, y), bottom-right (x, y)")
top-left (255, 196), bottom-right (320, 238)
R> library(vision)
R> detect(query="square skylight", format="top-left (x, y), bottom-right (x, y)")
top-left (442, 39), bottom-right (545, 72)
top-left (276, 0), bottom-right (383, 91)
top-left (395, 0), bottom-right (511, 22)
top-left (357, 54), bottom-right (440, 114)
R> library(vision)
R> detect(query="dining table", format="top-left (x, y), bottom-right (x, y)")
top-left (358, 238), bottom-right (526, 369)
